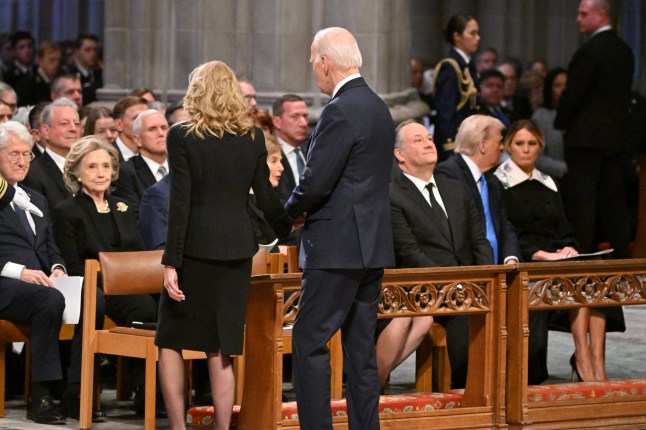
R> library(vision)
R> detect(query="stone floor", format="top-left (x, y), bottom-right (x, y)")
top-left (1, 305), bottom-right (644, 429)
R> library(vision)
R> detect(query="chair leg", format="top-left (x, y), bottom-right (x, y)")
top-left (233, 355), bottom-right (245, 404)
top-left (144, 342), bottom-right (157, 430)
top-left (23, 345), bottom-right (31, 402)
top-left (80, 352), bottom-right (95, 429)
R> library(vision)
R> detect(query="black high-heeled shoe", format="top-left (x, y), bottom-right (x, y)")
top-left (570, 354), bottom-right (582, 382)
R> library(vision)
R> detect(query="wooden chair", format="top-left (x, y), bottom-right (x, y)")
top-left (0, 321), bottom-right (76, 416)
top-left (79, 251), bottom-right (206, 430)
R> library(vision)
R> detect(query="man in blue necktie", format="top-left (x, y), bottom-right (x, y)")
top-left (437, 114), bottom-right (555, 385)
top-left (436, 114), bottom-right (520, 266)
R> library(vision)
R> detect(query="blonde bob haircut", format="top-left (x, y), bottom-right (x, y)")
top-left (454, 114), bottom-right (505, 156)
top-left (183, 60), bottom-right (253, 140)
top-left (64, 135), bottom-right (120, 194)
top-left (263, 131), bottom-right (281, 156)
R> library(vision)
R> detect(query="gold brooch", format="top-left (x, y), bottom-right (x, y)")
top-left (116, 202), bottom-right (128, 212)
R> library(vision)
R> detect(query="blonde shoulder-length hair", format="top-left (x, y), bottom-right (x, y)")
top-left (64, 135), bottom-right (120, 195)
top-left (183, 60), bottom-right (253, 140)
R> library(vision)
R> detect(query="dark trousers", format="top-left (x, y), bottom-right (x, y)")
top-left (435, 315), bottom-right (469, 389)
top-left (67, 286), bottom-right (105, 384)
top-left (0, 280), bottom-right (65, 382)
top-left (562, 149), bottom-right (631, 258)
top-left (293, 268), bottom-right (383, 430)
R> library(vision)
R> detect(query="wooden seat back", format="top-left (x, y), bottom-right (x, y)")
top-left (506, 258), bottom-right (646, 429)
top-left (99, 250), bottom-right (164, 295)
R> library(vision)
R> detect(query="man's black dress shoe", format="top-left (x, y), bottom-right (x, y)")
top-left (27, 395), bottom-right (66, 424)
top-left (61, 391), bottom-right (107, 422)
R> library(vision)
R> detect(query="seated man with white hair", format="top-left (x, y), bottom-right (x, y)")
top-left (0, 121), bottom-right (68, 424)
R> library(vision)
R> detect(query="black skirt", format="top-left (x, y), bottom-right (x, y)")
top-left (155, 255), bottom-right (252, 355)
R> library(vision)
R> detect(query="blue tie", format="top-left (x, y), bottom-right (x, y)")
top-left (293, 147), bottom-right (305, 177)
top-left (479, 175), bottom-right (498, 264)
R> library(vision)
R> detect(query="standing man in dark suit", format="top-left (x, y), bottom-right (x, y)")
top-left (383, 120), bottom-right (493, 389)
top-left (555, 0), bottom-right (635, 258)
top-left (272, 94), bottom-right (309, 203)
top-left (285, 27), bottom-right (395, 429)
top-left (22, 98), bottom-right (79, 210)
top-left (0, 121), bottom-right (67, 424)
top-left (435, 114), bottom-right (519, 265)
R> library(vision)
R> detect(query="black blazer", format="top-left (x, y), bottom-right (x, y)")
top-left (112, 159), bottom-right (146, 210)
top-left (129, 154), bottom-right (158, 191)
top-left (0, 185), bottom-right (65, 306)
top-left (22, 151), bottom-right (73, 211)
top-left (390, 171), bottom-right (493, 268)
top-left (555, 29), bottom-right (635, 151)
top-left (53, 193), bottom-right (144, 277)
top-left (162, 125), bottom-right (291, 268)
top-left (435, 154), bottom-right (521, 263)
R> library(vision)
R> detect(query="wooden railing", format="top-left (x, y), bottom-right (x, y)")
top-left (506, 259), bottom-right (646, 429)
top-left (236, 265), bottom-right (511, 430)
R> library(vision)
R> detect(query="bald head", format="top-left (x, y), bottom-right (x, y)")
top-left (310, 27), bottom-right (362, 96)
top-left (578, 0), bottom-right (611, 34)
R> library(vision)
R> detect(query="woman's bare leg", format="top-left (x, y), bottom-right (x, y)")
top-left (376, 317), bottom-right (413, 389)
top-left (208, 351), bottom-right (235, 430)
top-left (589, 309), bottom-right (608, 381)
top-left (159, 347), bottom-right (187, 430)
top-left (569, 308), bottom-right (596, 381)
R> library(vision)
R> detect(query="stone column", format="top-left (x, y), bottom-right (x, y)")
top-left (100, 0), bottom-right (426, 121)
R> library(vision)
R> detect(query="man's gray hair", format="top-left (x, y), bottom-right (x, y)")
top-left (0, 82), bottom-right (16, 100)
top-left (454, 115), bottom-right (504, 155)
top-left (133, 109), bottom-right (164, 135)
top-left (0, 121), bottom-right (33, 149)
top-left (41, 98), bottom-right (78, 126)
top-left (394, 119), bottom-right (418, 149)
top-left (312, 27), bottom-right (362, 70)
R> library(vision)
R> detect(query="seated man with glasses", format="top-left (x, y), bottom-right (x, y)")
top-left (0, 121), bottom-right (69, 424)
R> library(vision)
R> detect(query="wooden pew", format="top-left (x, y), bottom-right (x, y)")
top-left (506, 258), bottom-right (646, 429)
top-left (236, 265), bottom-right (511, 430)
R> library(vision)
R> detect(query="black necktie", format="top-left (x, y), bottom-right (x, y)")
top-left (425, 183), bottom-right (451, 238)
top-left (14, 205), bottom-right (35, 244)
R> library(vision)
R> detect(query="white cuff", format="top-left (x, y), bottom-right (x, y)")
top-left (1, 262), bottom-right (26, 279)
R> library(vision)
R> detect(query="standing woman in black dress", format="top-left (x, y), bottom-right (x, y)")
top-left (157, 61), bottom-right (292, 430)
